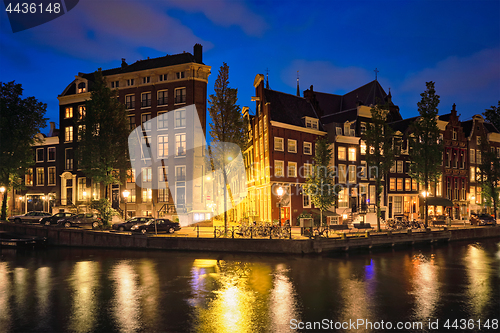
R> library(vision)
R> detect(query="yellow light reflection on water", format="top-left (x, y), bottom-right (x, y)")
top-left (13, 267), bottom-right (27, 315)
top-left (338, 261), bottom-right (375, 323)
top-left (35, 267), bottom-right (51, 321)
top-left (409, 253), bottom-right (439, 321)
top-left (0, 262), bottom-right (12, 329)
top-left (138, 259), bottom-right (159, 329)
top-left (465, 244), bottom-right (492, 317)
top-left (270, 264), bottom-right (299, 332)
top-left (68, 261), bottom-right (100, 333)
top-left (111, 260), bottom-right (141, 333)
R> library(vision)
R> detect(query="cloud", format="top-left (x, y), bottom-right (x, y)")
top-left (400, 47), bottom-right (500, 104)
top-left (22, 0), bottom-right (211, 62)
top-left (281, 60), bottom-right (373, 94)
top-left (168, 0), bottom-right (268, 36)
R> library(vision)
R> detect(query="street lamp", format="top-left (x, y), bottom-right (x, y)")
top-left (122, 189), bottom-right (130, 220)
top-left (277, 186), bottom-right (284, 226)
top-left (0, 187), bottom-right (5, 220)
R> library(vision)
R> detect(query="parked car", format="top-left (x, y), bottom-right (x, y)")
top-left (57, 213), bottom-right (102, 229)
top-left (470, 214), bottom-right (496, 226)
top-left (8, 211), bottom-right (51, 223)
top-left (112, 216), bottom-right (154, 231)
top-left (40, 212), bottom-right (76, 226)
top-left (131, 218), bottom-right (181, 234)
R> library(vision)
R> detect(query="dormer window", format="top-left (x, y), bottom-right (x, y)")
top-left (111, 81), bottom-right (119, 88)
top-left (78, 82), bottom-right (86, 93)
top-left (344, 124), bottom-right (350, 136)
top-left (336, 127), bottom-right (342, 136)
top-left (360, 122), bottom-right (367, 134)
top-left (305, 118), bottom-right (318, 129)
top-left (176, 72), bottom-right (185, 79)
top-left (143, 76), bottom-right (150, 84)
top-left (127, 79), bottom-right (135, 86)
top-left (159, 74), bottom-right (168, 82)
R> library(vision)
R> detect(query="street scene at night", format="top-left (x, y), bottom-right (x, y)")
top-left (0, 1), bottom-right (499, 332)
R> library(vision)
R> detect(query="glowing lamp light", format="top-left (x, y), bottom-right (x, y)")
top-left (83, 190), bottom-right (87, 198)
top-left (277, 186), bottom-right (284, 197)
top-left (421, 191), bottom-right (429, 198)
top-left (342, 214), bottom-right (348, 219)
top-left (122, 189), bottom-right (130, 199)
top-left (206, 175), bottom-right (211, 181)
top-left (0, 186), bottom-right (5, 193)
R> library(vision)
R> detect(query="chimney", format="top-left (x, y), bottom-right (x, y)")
top-left (451, 103), bottom-right (457, 116)
top-left (121, 58), bottom-right (128, 68)
top-left (194, 44), bottom-right (202, 64)
top-left (49, 122), bottom-right (56, 137)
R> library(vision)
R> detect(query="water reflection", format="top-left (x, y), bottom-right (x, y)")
top-left (138, 259), bottom-right (159, 329)
top-left (35, 266), bottom-right (51, 329)
top-left (0, 262), bottom-right (11, 330)
top-left (464, 244), bottom-right (493, 317)
top-left (190, 259), bottom-right (300, 333)
top-left (68, 261), bottom-right (100, 333)
top-left (14, 267), bottom-right (28, 317)
top-left (408, 253), bottom-right (439, 321)
top-left (111, 260), bottom-right (141, 333)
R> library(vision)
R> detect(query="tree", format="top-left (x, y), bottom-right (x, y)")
top-left (77, 70), bottom-right (129, 204)
top-left (478, 141), bottom-right (500, 218)
top-left (409, 81), bottom-right (443, 228)
top-left (207, 63), bottom-right (245, 234)
top-left (483, 101), bottom-right (500, 131)
top-left (304, 137), bottom-right (336, 226)
top-left (0, 81), bottom-right (47, 220)
top-left (364, 103), bottom-right (395, 232)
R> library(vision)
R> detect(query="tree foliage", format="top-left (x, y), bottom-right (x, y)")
top-left (364, 103), bottom-right (395, 231)
top-left (304, 137), bottom-right (336, 226)
top-left (483, 101), bottom-right (500, 131)
top-left (77, 70), bottom-right (129, 199)
top-left (90, 198), bottom-right (117, 227)
top-left (409, 81), bottom-right (443, 227)
top-left (207, 63), bottom-right (245, 232)
top-left (478, 140), bottom-right (500, 218)
top-left (0, 81), bottom-right (47, 219)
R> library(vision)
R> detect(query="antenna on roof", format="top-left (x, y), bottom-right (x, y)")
top-left (374, 68), bottom-right (379, 81)
top-left (265, 68), bottom-right (269, 89)
top-left (296, 71), bottom-right (300, 97)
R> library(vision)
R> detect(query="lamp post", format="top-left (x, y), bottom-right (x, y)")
top-left (122, 189), bottom-right (130, 220)
top-left (277, 186), bottom-right (284, 226)
top-left (421, 190), bottom-right (429, 227)
top-left (0, 186), bottom-right (5, 220)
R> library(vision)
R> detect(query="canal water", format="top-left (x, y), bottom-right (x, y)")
top-left (0, 239), bottom-right (499, 333)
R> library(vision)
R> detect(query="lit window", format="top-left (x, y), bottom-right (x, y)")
top-left (305, 118), bottom-right (318, 129)
top-left (25, 168), bottom-right (33, 186)
top-left (65, 107), bottom-right (73, 118)
top-left (405, 178), bottom-right (411, 191)
top-left (78, 82), bottom-right (86, 93)
top-left (157, 111), bottom-right (168, 129)
top-left (176, 134), bottom-right (186, 156)
top-left (360, 140), bottom-right (366, 155)
top-left (390, 178), bottom-right (396, 191)
top-left (48, 167), bottom-right (56, 185)
top-left (303, 163), bottom-right (312, 178)
top-left (397, 160), bottom-right (403, 173)
top-left (142, 188), bottom-right (152, 203)
top-left (348, 147), bottom-right (356, 161)
top-left (77, 177), bottom-right (86, 200)
top-left (348, 165), bottom-right (356, 183)
top-left (288, 162), bottom-right (297, 178)
top-left (141, 113), bottom-right (151, 131)
top-left (304, 142), bottom-right (312, 155)
top-left (65, 127), bottom-right (73, 142)
top-left (397, 178), bottom-right (403, 191)
top-left (338, 147), bottom-right (346, 161)
top-left (175, 109), bottom-right (186, 128)
top-left (158, 135), bottom-right (168, 158)
top-left (288, 139), bottom-right (297, 153)
top-left (275, 160), bottom-right (284, 177)
top-left (78, 105), bottom-right (86, 119)
top-left (274, 137), bottom-right (284, 151)
top-left (338, 164), bottom-right (346, 183)
top-left (36, 168), bottom-right (44, 186)
top-left (141, 167), bottom-right (152, 183)
top-left (48, 147), bottom-right (56, 162)
top-left (141, 136), bottom-right (151, 159)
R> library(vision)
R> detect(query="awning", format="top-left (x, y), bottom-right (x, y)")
top-left (419, 196), bottom-right (453, 207)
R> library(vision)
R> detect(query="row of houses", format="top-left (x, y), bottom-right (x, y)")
top-left (8, 45), bottom-right (498, 226)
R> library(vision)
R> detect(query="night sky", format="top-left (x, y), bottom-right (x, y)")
top-left (1, 0), bottom-right (499, 134)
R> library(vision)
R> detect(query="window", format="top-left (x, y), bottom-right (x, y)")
top-left (48, 167), bottom-right (56, 185)
top-left (360, 140), bottom-right (366, 155)
top-left (470, 149), bottom-right (475, 164)
top-left (77, 177), bottom-right (86, 200)
top-left (126, 169), bottom-right (136, 183)
top-left (158, 90), bottom-right (168, 106)
top-left (390, 178), bottom-right (396, 191)
top-left (141, 136), bottom-right (151, 159)
top-left (452, 129), bottom-right (457, 140)
top-left (128, 115), bottom-right (136, 131)
top-left (143, 76), bottom-right (150, 84)
top-left (349, 129), bottom-right (355, 136)
top-left (175, 88), bottom-right (186, 104)
top-left (141, 92), bottom-right (151, 108)
top-left (288, 162), bottom-right (297, 178)
top-left (65, 148), bottom-right (73, 170)
top-left (36, 148), bottom-right (44, 162)
top-left (305, 118), bottom-right (318, 129)
top-left (127, 79), bottom-right (135, 86)
top-left (397, 178), bottom-right (403, 191)
top-left (159, 74), bottom-right (168, 81)
top-left (303, 163), bottom-right (312, 178)
top-left (303, 193), bottom-right (311, 208)
top-left (288, 139), bottom-right (297, 153)
top-left (390, 161), bottom-right (396, 173)
top-left (142, 189), bottom-right (152, 203)
top-left (274, 137), bottom-right (284, 151)
top-left (141, 113), bottom-right (151, 131)
top-left (338, 187), bottom-right (348, 208)
top-left (176, 72), bottom-right (185, 79)
top-left (176, 134), bottom-right (186, 156)
top-left (158, 135), bottom-right (168, 158)
top-left (477, 136), bottom-right (481, 145)
top-left (397, 160), bottom-right (403, 173)
top-left (175, 109), bottom-right (186, 128)
top-left (157, 111), bottom-right (168, 129)
top-left (78, 82), bottom-right (86, 93)
top-left (111, 81), bottom-right (119, 88)
top-left (348, 147), bottom-right (356, 161)
top-left (369, 185), bottom-right (376, 205)
top-left (476, 150), bottom-right (481, 164)
top-left (394, 196), bottom-right (402, 214)
top-left (176, 166), bottom-right (186, 181)
top-left (412, 179), bottom-right (418, 191)
top-left (405, 178), bottom-right (411, 191)
top-left (65, 107), bottom-right (73, 118)
top-left (336, 127), bottom-right (343, 135)
top-left (348, 165), bottom-right (356, 183)
top-left (338, 164), bottom-right (346, 183)
top-left (92, 182), bottom-right (100, 200)
top-left (497, 148), bottom-right (500, 158)
top-left (36, 168), bottom-right (44, 186)
top-left (344, 124), bottom-right (350, 136)
top-left (142, 167), bottom-right (152, 183)
top-left (77, 125), bottom-right (85, 141)
top-left (304, 142), bottom-right (312, 155)
top-left (65, 126), bottom-right (73, 142)
top-left (48, 147), bottom-right (55, 162)
top-left (158, 188), bottom-right (169, 202)
top-left (360, 161), bottom-right (367, 179)
top-left (158, 166), bottom-right (168, 183)
top-left (78, 105), bottom-right (86, 119)
top-left (125, 94), bottom-right (135, 109)
top-left (360, 122), bottom-right (367, 134)
top-left (25, 168), bottom-right (33, 186)
top-left (338, 147), bottom-right (346, 161)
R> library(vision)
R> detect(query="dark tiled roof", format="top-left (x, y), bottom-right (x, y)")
top-left (461, 120), bottom-right (473, 137)
top-left (438, 113), bottom-right (451, 121)
top-left (314, 91), bottom-right (343, 116)
top-left (340, 80), bottom-right (389, 112)
top-left (264, 89), bottom-right (321, 129)
top-left (484, 122), bottom-right (499, 134)
top-left (321, 109), bottom-right (358, 124)
top-left (388, 116), bottom-right (418, 133)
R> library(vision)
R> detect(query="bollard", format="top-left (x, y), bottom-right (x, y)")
top-left (214, 228), bottom-right (216, 238)
top-left (340, 232), bottom-right (346, 239)
top-left (365, 231), bottom-right (370, 238)
top-left (231, 226), bottom-right (234, 239)
top-left (197, 225), bottom-right (200, 238)
top-left (289, 227), bottom-right (292, 240)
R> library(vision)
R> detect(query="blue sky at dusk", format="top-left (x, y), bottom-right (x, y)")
top-left (1, 0), bottom-right (499, 134)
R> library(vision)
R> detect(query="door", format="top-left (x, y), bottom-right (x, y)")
top-left (112, 185), bottom-right (119, 209)
top-left (281, 207), bottom-right (290, 225)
